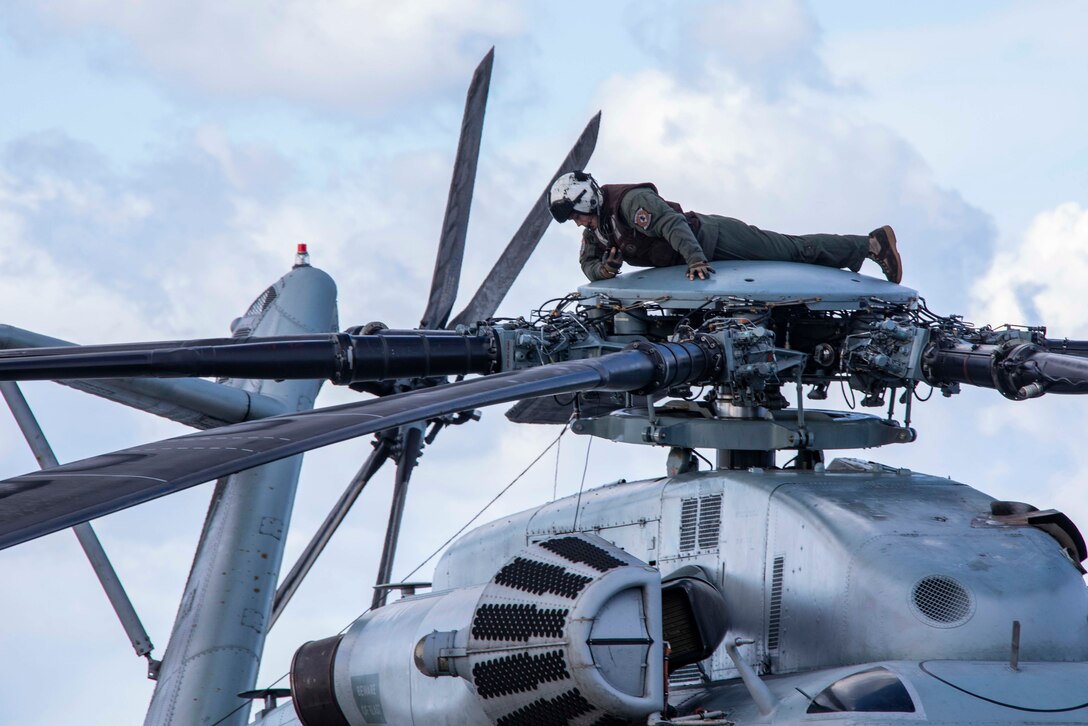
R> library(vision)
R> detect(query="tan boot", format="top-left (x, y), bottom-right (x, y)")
top-left (868, 225), bottom-right (902, 283)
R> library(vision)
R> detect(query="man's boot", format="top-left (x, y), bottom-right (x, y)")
top-left (868, 225), bottom-right (902, 283)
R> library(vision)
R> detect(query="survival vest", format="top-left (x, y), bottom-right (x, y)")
top-left (599, 183), bottom-right (703, 267)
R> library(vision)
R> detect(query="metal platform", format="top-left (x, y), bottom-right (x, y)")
top-left (571, 406), bottom-right (915, 451)
top-left (578, 262), bottom-right (918, 311)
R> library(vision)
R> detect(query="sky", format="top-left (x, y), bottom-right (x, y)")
top-left (1, 1), bottom-right (1087, 723)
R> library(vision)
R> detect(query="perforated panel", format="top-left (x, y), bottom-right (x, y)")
top-left (464, 533), bottom-right (664, 725)
top-left (540, 537), bottom-right (625, 572)
top-left (912, 575), bottom-right (973, 626)
top-left (471, 604), bottom-right (568, 641)
top-left (495, 688), bottom-right (595, 725)
top-left (473, 650), bottom-right (570, 699)
top-left (495, 558), bottom-right (592, 599)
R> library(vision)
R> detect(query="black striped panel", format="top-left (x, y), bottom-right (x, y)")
top-left (472, 650), bottom-right (569, 699)
top-left (495, 688), bottom-right (595, 726)
top-left (539, 537), bottom-right (625, 572)
top-left (495, 557), bottom-right (592, 599)
top-left (471, 604), bottom-right (567, 642)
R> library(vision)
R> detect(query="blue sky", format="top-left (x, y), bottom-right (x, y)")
top-left (1, 2), bottom-right (1087, 723)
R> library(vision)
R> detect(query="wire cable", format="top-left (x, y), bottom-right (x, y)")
top-left (218, 427), bottom-right (569, 725)
top-left (398, 426), bottom-right (568, 583)
top-left (571, 438), bottom-right (593, 530)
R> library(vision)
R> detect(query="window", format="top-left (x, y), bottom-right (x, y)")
top-left (806, 667), bottom-right (915, 714)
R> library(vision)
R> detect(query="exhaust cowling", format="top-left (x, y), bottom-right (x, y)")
top-left (291, 534), bottom-right (663, 725)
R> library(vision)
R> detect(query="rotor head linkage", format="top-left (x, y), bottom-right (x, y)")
top-left (925, 341), bottom-right (1088, 400)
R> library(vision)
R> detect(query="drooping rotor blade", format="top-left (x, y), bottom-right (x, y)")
top-left (371, 424), bottom-right (425, 609)
top-left (0, 342), bottom-right (713, 550)
top-left (449, 111), bottom-right (601, 329)
top-left (420, 48), bottom-right (494, 330)
top-left (0, 334), bottom-right (317, 359)
top-left (270, 434), bottom-right (394, 628)
top-left (0, 325), bottom-right (282, 427)
top-left (0, 330), bottom-right (495, 384)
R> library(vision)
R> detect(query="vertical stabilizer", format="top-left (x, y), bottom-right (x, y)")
top-left (144, 263), bottom-right (338, 726)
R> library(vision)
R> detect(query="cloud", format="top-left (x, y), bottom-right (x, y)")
top-left (960, 203), bottom-right (1088, 526)
top-left (626, 0), bottom-right (843, 98)
top-left (586, 67), bottom-right (992, 309)
top-left (13, 1), bottom-right (526, 116)
top-left (971, 202), bottom-right (1088, 333)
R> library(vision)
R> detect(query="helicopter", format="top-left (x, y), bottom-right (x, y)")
top-left (3, 51), bottom-right (1088, 726)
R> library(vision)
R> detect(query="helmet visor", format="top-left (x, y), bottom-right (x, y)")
top-left (549, 197), bottom-right (577, 223)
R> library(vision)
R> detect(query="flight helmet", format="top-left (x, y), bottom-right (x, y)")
top-left (549, 171), bottom-right (603, 223)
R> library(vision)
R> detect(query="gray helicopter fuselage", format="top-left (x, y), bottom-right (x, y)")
top-left (425, 464), bottom-right (1088, 723)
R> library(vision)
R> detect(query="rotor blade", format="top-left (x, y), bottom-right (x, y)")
top-left (0, 325), bottom-right (282, 427)
top-left (449, 111), bottom-right (601, 329)
top-left (0, 331), bottom-right (496, 384)
top-left (420, 47), bottom-right (494, 330)
top-left (0, 346), bottom-right (685, 550)
top-left (270, 434), bottom-right (394, 628)
top-left (371, 425), bottom-right (424, 609)
top-left (0, 334), bottom-right (323, 360)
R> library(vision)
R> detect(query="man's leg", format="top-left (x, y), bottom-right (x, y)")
top-left (706, 216), bottom-right (868, 271)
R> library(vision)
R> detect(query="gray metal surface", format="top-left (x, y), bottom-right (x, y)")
top-left (0, 324), bottom-right (284, 428)
top-left (420, 48), bottom-right (492, 330)
top-left (432, 464), bottom-right (1088, 699)
top-left (679, 659), bottom-right (1088, 724)
top-left (144, 263), bottom-right (338, 726)
top-left (578, 261), bottom-right (918, 311)
top-left (571, 406), bottom-right (914, 450)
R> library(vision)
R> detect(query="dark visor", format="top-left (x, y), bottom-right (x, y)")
top-left (549, 188), bottom-right (587, 223)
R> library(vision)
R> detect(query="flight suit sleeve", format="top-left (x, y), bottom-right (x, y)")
top-left (619, 189), bottom-right (708, 265)
top-left (579, 230), bottom-right (618, 281)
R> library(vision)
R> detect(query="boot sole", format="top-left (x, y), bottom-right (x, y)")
top-left (880, 225), bottom-right (902, 283)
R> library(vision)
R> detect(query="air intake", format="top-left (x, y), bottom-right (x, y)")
top-left (767, 556), bottom-right (785, 651)
top-left (678, 495), bottom-right (722, 552)
top-left (245, 285), bottom-right (278, 317)
top-left (911, 575), bottom-right (973, 627)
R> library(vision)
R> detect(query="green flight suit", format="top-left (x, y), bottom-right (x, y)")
top-left (579, 187), bottom-right (869, 282)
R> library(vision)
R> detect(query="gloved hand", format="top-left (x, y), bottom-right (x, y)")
top-left (599, 247), bottom-right (622, 278)
top-left (686, 260), bottom-right (715, 280)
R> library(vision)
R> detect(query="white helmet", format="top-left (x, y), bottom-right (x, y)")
top-left (548, 171), bottom-right (603, 222)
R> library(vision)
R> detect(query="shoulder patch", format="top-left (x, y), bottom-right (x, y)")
top-left (633, 207), bottom-right (652, 230)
